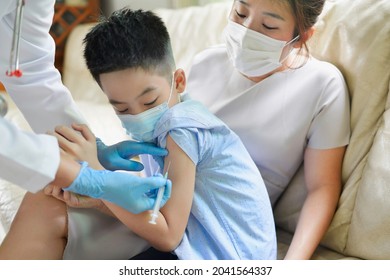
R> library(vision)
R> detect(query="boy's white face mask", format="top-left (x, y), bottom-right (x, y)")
top-left (224, 20), bottom-right (299, 77)
top-left (118, 76), bottom-right (175, 143)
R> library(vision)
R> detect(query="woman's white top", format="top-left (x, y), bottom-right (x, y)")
top-left (0, 0), bottom-right (86, 191)
top-left (187, 45), bottom-right (350, 205)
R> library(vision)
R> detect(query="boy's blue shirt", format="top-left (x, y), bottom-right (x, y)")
top-left (140, 93), bottom-right (277, 260)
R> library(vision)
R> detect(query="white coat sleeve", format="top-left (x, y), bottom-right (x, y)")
top-left (0, 117), bottom-right (60, 192)
top-left (0, 0), bottom-right (87, 134)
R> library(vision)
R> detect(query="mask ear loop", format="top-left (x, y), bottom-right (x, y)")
top-left (6, 0), bottom-right (25, 78)
top-left (167, 71), bottom-right (176, 105)
top-left (280, 35), bottom-right (300, 63)
top-left (286, 35), bottom-right (300, 46)
top-left (170, 71), bottom-right (183, 104)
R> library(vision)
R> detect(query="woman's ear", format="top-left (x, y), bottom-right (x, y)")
top-left (294, 27), bottom-right (315, 48)
top-left (174, 68), bottom-right (186, 94)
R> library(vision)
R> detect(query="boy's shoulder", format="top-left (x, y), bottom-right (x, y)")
top-left (156, 95), bottom-right (226, 134)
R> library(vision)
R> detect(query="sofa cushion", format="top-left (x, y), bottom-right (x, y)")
top-left (63, 23), bottom-right (109, 104)
top-left (346, 109), bottom-right (390, 259)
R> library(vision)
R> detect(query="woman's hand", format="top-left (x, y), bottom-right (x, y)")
top-left (45, 124), bottom-right (112, 213)
top-left (51, 123), bottom-right (103, 170)
top-left (43, 183), bottom-right (114, 216)
top-left (96, 138), bottom-right (168, 171)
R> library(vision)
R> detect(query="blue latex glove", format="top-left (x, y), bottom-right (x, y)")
top-left (96, 138), bottom-right (168, 171)
top-left (64, 162), bottom-right (172, 214)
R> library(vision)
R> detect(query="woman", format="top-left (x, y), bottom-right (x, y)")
top-left (187, 0), bottom-right (350, 259)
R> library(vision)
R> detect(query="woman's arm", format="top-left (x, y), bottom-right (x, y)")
top-left (284, 146), bottom-right (346, 260)
top-left (45, 124), bottom-right (113, 214)
top-left (104, 134), bottom-right (196, 252)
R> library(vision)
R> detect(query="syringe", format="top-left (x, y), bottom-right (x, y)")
top-left (149, 162), bottom-right (171, 225)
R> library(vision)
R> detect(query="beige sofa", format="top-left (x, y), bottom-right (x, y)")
top-left (1, 0), bottom-right (389, 259)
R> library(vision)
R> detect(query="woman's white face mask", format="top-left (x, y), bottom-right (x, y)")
top-left (224, 20), bottom-right (299, 77)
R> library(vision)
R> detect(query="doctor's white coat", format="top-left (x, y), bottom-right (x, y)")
top-left (0, 0), bottom-right (87, 192)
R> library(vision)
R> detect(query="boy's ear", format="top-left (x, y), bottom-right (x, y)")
top-left (174, 69), bottom-right (186, 93)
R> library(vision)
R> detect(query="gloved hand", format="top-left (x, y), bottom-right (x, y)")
top-left (96, 138), bottom-right (168, 171)
top-left (64, 162), bottom-right (172, 214)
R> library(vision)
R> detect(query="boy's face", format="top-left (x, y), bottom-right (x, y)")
top-left (100, 68), bottom-right (178, 115)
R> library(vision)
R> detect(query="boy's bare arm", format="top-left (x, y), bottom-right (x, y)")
top-left (104, 135), bottom-right (196, 252)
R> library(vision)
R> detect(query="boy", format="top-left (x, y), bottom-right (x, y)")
top-left (75, 8), bottom-right (277, 259)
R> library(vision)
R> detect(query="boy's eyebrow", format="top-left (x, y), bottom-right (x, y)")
top-left (236, 0), bottom-right (249, 7)
top-left (109, 99), bottom-right (126, 105)
top-left (137, 86), bottom-right (157, 98)
top-left (108, 86), bottom-right (157, 105)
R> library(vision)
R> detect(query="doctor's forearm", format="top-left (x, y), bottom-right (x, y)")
top-left (51, 154), bottom-right (81, 187)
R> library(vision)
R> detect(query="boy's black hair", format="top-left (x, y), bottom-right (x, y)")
top-left (83, 8), bottom-right (175, 84)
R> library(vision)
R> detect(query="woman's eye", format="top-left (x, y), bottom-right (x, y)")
top-left (144, 97), bottom-right (158, 106)
top-left (235, 10), bottom-right (246, 18)
top-left (263, 24), bottom-right (278, 30)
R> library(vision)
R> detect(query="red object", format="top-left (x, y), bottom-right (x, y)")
top-left (5, 70), bottom-right (23, 77)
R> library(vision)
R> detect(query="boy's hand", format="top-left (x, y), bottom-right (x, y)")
top-left (52, 124), bottom-right (103, 170)
top-left (96, 138), bottom-right (168, 171)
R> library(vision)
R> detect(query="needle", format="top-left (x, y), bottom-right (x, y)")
top-left (149, 161), bottom-right (171, 225)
